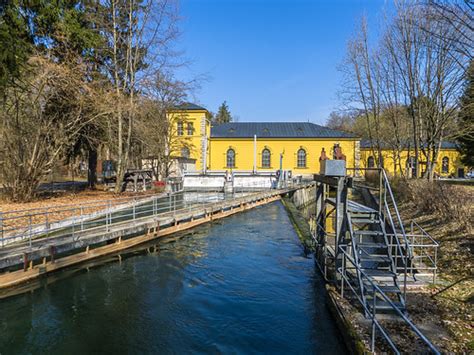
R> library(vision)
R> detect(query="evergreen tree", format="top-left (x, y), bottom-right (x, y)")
top-left (0, 1), bottom-right (32, 88)
top-left (214, 101), bottom-right (233, 124)
top-left (457, 61), bottom-right (474, 168)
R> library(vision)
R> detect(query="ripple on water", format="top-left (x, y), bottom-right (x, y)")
top-left (0, 201), bottom-right (345, 355)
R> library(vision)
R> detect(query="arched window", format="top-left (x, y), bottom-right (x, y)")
top-left (367, 156), bottom-right (375, 168)
top-left (297, 148), bottom-right (306, 168)
top-left (226, 148), bottom-right (235, 168)
top-left (177, 121), bottom-right (184, 136)
top-left (262, 148), bottom-right (271, 168)
top-left (442, 156), bottom-right (449, 174)
top-left (181, 147), bottom-right (190, 158)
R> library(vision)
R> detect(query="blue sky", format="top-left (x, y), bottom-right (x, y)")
top-left (178, 0), bottom-right (391, 125)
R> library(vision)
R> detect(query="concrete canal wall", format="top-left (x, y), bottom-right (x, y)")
top-left (0, 187), bottom-right (304, 297)
top-left (290, 184), bottom-right (317, 209)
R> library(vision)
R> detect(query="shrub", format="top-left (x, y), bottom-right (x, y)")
top-left (391, 178), bottom-right (473, 234)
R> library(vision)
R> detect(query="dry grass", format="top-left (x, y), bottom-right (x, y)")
top-left (391, 178), bottom-right (474, 352)
top-left (0, 188), bottom-right (164, 233)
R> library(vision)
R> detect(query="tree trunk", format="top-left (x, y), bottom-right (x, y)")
top-left (88, 148), bottom-right (98, 189)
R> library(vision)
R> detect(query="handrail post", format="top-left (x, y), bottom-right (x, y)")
top-left (0, 212), bottom-right (3, 248)
top-left (371, 288), bottom-right (377, 352)
top-left (29, 215), bottom-right (32, 248)
top-left (72, 213), bottom-right (75, 238)
top-left (80, 207), bottom-right (84, 231)
top-left (133, 198), bottom-right (136, 220)
top-left (45, 208), bottom-right (49, 234)
top-left (107, 201), bottom-right (111, 232)
top-left (341, 252), bottom-right (345, 297)
top-left (378, 169), bottom-right (383, 216)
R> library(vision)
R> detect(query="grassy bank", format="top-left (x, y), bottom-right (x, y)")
top-left (391, 179), bottom-right (473, 352)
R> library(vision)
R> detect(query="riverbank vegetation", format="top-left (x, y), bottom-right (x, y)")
top-left (0, 0), bottom-right (198, 202)
top-left (330, 0), bottom-right (473, 181)
top-left (391, 179), bottom-right (473, 351)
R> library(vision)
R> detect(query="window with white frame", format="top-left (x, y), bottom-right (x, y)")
top-left (226, 148), bottom-right (235, 168)
top-left (177, 121), bottom-right (184, 136)
top-left (297, 148), bottom-right (306, 168)
top-left (262, 148), bottom-right (271, 168)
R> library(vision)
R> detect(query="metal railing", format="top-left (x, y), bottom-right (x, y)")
top-left (348, 167), bottom-right (439, 283)
top-left (386, 221), bottom-right (439, 283)
top-left (380, 168), bottom-right (412, 302)
top-left (339, 246), bottom-right (440, 354)
top-left (0, 179), bottom-right (297, 249)
top-left (347, 167), bottom-right (412, 300)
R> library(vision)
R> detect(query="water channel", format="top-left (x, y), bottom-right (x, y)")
top-left (0, 201), bottom-right (345, 354)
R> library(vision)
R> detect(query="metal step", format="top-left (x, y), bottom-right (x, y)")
top-left (357, 242), bottom-right (387, 249)
top-left (362, 269), bottom-right (396, 278)
top-left (359, 255), bottom-right (391, 263)
top-left (354, 230), bottom-right (384, 236)
top-left (365, 284), bottom-right (401, 293)
top-left (351, 218), bottom-right (380, 224)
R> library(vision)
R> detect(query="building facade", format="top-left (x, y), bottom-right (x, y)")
top-left (360, 141), bottom-right (466, 178)
top-left (169, 104), bottom-right (466, 178)
top-left (169, 104), bottom-right (359, 177)
top-left (208, 122), bottom-right (358, 176)
top-left (167, 104), bottom-right (211, 174)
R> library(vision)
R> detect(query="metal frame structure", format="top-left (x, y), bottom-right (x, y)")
top-left (311, 167), bottom-right (440, 354)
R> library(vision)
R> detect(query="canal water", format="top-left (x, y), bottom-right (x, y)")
top-left (0, 202), bottom-right (345, 354)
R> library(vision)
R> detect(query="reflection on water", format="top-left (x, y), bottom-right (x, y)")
top-left (0, 202), bottom-right (344, 354)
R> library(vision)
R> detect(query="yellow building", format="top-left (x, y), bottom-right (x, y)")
top-left (167, 103), bottom-right (212, 173)
top-left (168, 104), bottom-right (468, 179)
top-left (360, 140), bottom-right (466, 178)
top-left (209, 122), bottom-right (359, 176)
top-left (169, 104), bottom-right (360, 176)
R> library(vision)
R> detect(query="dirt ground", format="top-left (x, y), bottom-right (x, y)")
top-left (397, 186), bottom-right (474, 353)
top-left (0, 186), bottom-right (164, 232)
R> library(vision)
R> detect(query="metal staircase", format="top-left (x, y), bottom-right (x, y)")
top-left (346, 208), bottom-right (406, 315)
top-left (312, 167), bottom-right (440, 354)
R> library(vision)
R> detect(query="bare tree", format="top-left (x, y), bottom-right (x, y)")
top-left (386, 2), bottom-right (467, 179)
top-left (422, 0), bottom-right (473, 59)
top-left (100, 0), bottom-right (180, 192)
top-left (135, 71), bottom-right (200, 180)
top-left (340, 2), bottom-right (468, 180)
top-left (0, 57), bottom-right (100, 201)
top-left (340, 17), bottom-right (385, 167)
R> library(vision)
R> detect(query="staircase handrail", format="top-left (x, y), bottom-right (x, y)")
top-left (346, 213), bottom-right (368, 313)
top-left (339, 246), bottom-right (440, 355)
top-left (381, 169), bottom-right (412, 260)
top-left (410, 220), bottom-right (439, 246)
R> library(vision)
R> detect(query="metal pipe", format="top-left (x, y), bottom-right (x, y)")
top-left (253, 134), bottom-right (257, 174)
